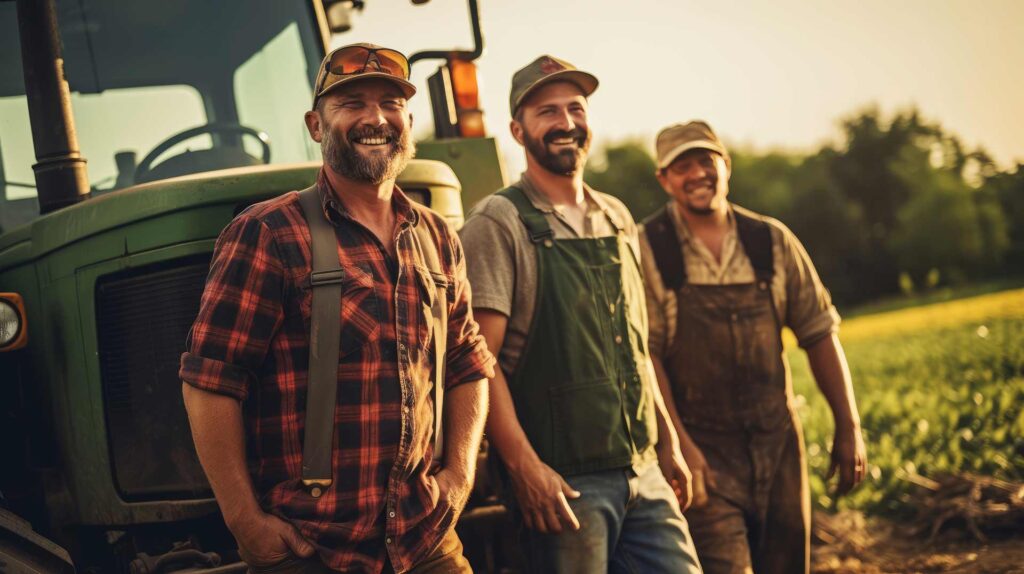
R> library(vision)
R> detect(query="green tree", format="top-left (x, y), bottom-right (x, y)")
top-left (584, 140), bottom-right (664, 221)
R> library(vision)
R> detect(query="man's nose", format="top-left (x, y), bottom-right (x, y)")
top-left (554, 108), bottom-right (576, 132)
top-left (359, 105), bottom-right (388, 127)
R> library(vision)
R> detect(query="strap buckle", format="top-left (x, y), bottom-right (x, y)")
top-left (302, 478), bottom-right (333, 498)
top-left (310, 269), bottom-right (345, 286)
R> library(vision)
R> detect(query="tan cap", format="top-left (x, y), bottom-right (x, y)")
top-left (509, 55), bottom-right (598, 115)
top-left (656, 121), bottom-right (730, 169)
top-left (313, 43), bottom-right (416, 110)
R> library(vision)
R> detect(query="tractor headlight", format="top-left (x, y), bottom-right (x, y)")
top-left (0, 294), bottom-right (27, 350)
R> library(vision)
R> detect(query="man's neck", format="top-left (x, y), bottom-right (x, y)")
top-left (524, 158), bottom-right (585, 207)
top-left (323, 165), bottom-right (395, 223)
top-left (677, 201), bottom-right (730, 234)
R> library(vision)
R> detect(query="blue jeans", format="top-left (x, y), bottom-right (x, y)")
top-left (522, 463), bottom-right (703, 573)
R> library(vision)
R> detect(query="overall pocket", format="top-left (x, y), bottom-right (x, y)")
top-left (548, 380), bottom-right (632, 469)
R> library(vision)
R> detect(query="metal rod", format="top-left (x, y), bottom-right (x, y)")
top-left (408, 0), bottom-right (483, 65)
top-left (16, 0), bottom-right (91, 214)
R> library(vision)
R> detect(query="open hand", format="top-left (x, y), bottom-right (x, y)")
top-left (657, 441), bottom-right (694, 511)
top-left (828, 425), bottom-right (867, 497)
top-left (509, 458), bottom-right (581, 533)
top-left (679, 438), bottom-right (715, 509)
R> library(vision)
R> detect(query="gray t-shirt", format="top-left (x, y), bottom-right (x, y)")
top-left (459, 174), bottom-right (640, 377)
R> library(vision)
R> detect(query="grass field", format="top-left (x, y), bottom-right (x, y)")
top-left (789, 288), bottom-right (1024, 515)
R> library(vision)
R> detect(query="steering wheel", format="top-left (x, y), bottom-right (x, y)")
top-left (134, 123), bottom-right (271, 183)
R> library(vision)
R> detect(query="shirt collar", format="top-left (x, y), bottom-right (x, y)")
top-left (516, 172), bottom-right (624, 231)
top-left (316, 168), bottom-right (418, 228)
top-left (667, 200), bottom-right (735, 244)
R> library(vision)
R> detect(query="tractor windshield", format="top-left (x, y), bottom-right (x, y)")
top-left (0, 0), bottom-right (323, 231)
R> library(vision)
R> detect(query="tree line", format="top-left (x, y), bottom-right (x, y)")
top-left (585, 106), bottom-right (1024, 307)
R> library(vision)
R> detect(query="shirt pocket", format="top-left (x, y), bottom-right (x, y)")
top-left (300, 263), bottom-right (381, 359)
top-left (413, 266), bottom-right (451, 351)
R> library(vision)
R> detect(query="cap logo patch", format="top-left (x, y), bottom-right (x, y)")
top-left (540, 57), bottom-right (565, 74)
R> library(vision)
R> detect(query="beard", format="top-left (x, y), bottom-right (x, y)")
top-left (321, 122), bottom-right (415, 184)
top-left (524, 125), bottom-right (591, 176)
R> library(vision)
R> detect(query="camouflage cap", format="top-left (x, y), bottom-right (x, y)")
top-left (656, 121), bottom-right (730, 169)
top-left (509, 55), bottom-right (599, 116)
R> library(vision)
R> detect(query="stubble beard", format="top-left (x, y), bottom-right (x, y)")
top-left (321, 122), bottom-right (415, 184)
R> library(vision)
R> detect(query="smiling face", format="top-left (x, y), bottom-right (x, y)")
top-left (656, 148), bottom-right (730, 216)
top-left (304, 78), bottom-right (415, 184)
top-left (511, 81), bottom-right (591, 176)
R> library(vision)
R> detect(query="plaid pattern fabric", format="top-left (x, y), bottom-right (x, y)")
top-left (180, 170), bottom-right (495, 573)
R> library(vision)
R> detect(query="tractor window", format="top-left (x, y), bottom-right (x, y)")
top-left (235, 22), bottom-right (321, 165)
top-left (0, 0), bottom-right (322, 230)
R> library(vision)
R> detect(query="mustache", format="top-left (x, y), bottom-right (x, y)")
top-left (685, 177), bottom-right (716, 192)
top-left (543, 128), bottom-right (588, 144)
top-left (347, 125), bottom-right (398, 142)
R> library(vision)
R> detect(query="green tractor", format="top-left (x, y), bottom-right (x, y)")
top-left (0, 0), bottom-right (511, 571)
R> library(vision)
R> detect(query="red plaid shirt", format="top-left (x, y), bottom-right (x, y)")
top-left (180, 171), bottom-right (494, 573)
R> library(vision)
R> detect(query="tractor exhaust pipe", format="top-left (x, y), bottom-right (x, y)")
top-left (16, 0), bottom-right (90, 214)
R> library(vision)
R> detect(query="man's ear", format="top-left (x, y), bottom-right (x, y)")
top-left (509, 118), bottom-right (525, 146)
top-left (304, 110), bottom-right (323, 143)
top-left (655, 170), bottom-right (673, 195)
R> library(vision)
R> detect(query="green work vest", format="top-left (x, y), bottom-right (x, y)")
top-left (498, 186), bottom-right (657, 476)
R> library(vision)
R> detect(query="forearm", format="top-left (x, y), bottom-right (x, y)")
top-left (485, 367), bottom-right (543, 473)
top-left (441, 379), bottom-right (488, 479)
top-left (646, 358), bottom-right (680, 451)
top-left (181, 383), bottom-right (261, 528)
top-left (650, 355), bottom-right (695, 447)
top-left (806, 334), bottom-right (861, 431)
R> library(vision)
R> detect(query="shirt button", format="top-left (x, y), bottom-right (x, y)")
top-left (615, 335), bottom-right (623, 344)
top-left (386, 537), bottom-right (393, 545)
top-left (609, 303), bottom-right (616, 314)
top-left (388, 511), bottom-right (396, 518)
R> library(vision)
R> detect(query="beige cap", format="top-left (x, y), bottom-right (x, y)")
top-left (313, 43), bottom-right (416, 110)
top-left (509, 55), bottom-right (599, 115)
top-left (656, 121), bottom-right (730, 169)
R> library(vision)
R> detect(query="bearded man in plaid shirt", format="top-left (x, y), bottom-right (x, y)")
top-left (179, 43), bottom-right (495, 574)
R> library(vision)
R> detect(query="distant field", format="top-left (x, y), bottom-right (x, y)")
top-left (790, 288), bottom-right (1024, 515)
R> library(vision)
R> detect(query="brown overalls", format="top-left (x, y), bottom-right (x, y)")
top-left (644, 207), bottom-right (811, 574)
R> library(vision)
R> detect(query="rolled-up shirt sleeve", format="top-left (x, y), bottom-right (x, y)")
top-left (179, 214), bottom-right (285, 400)
top-left (778, 223), bottom-right (841, 348)
top-left (443, 227), bottom-right (496, 389)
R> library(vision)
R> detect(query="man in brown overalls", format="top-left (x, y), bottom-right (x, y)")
top-left (640, 121), bottom-right (867, 574)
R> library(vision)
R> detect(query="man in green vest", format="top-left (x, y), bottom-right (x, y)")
top-left (640, 120), bottom-right (867, 574)
top-left (459, 56), bottom-right (703, 573)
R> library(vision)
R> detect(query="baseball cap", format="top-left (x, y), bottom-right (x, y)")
top-left (509, 55), bottom-right (599, 116)
top-left (312, 43), bottom-right (417, 110)
top-left (656, 121), bottom-right (730, 169)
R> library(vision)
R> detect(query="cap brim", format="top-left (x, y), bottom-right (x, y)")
top-left (513, 70), bottom-right (599, 113)
top-left (316, 72), bottom-right (417, 103)
top-left (658, 140), bottom-right (728, 169)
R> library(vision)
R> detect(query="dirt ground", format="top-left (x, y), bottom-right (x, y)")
top-left (812, 510), bottom-right (1024, 574)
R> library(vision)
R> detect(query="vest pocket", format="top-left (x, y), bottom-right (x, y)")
top-left (548, 379), bottom-right (633, 470)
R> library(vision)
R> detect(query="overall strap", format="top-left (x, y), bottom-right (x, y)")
top-left (496, 186), bottom-right (554, 244)
top-left (410, 218), bottom-right (449, 463)
top-left (734, 209), bottom-right (774, 283)
top-left (642, 205), bottom-right (687, 291)
top-left (297, 185), bottom-right (343, 498)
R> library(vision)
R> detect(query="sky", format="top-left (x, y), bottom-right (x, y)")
top-left (336, 0), bottom-right (1024, 176)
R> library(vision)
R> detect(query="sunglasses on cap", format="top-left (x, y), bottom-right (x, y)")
top-left (323, 45), bottom-right (410, 82)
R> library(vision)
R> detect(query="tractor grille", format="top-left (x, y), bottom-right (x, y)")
top-left (96, 256), bottom-right (213, 501)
